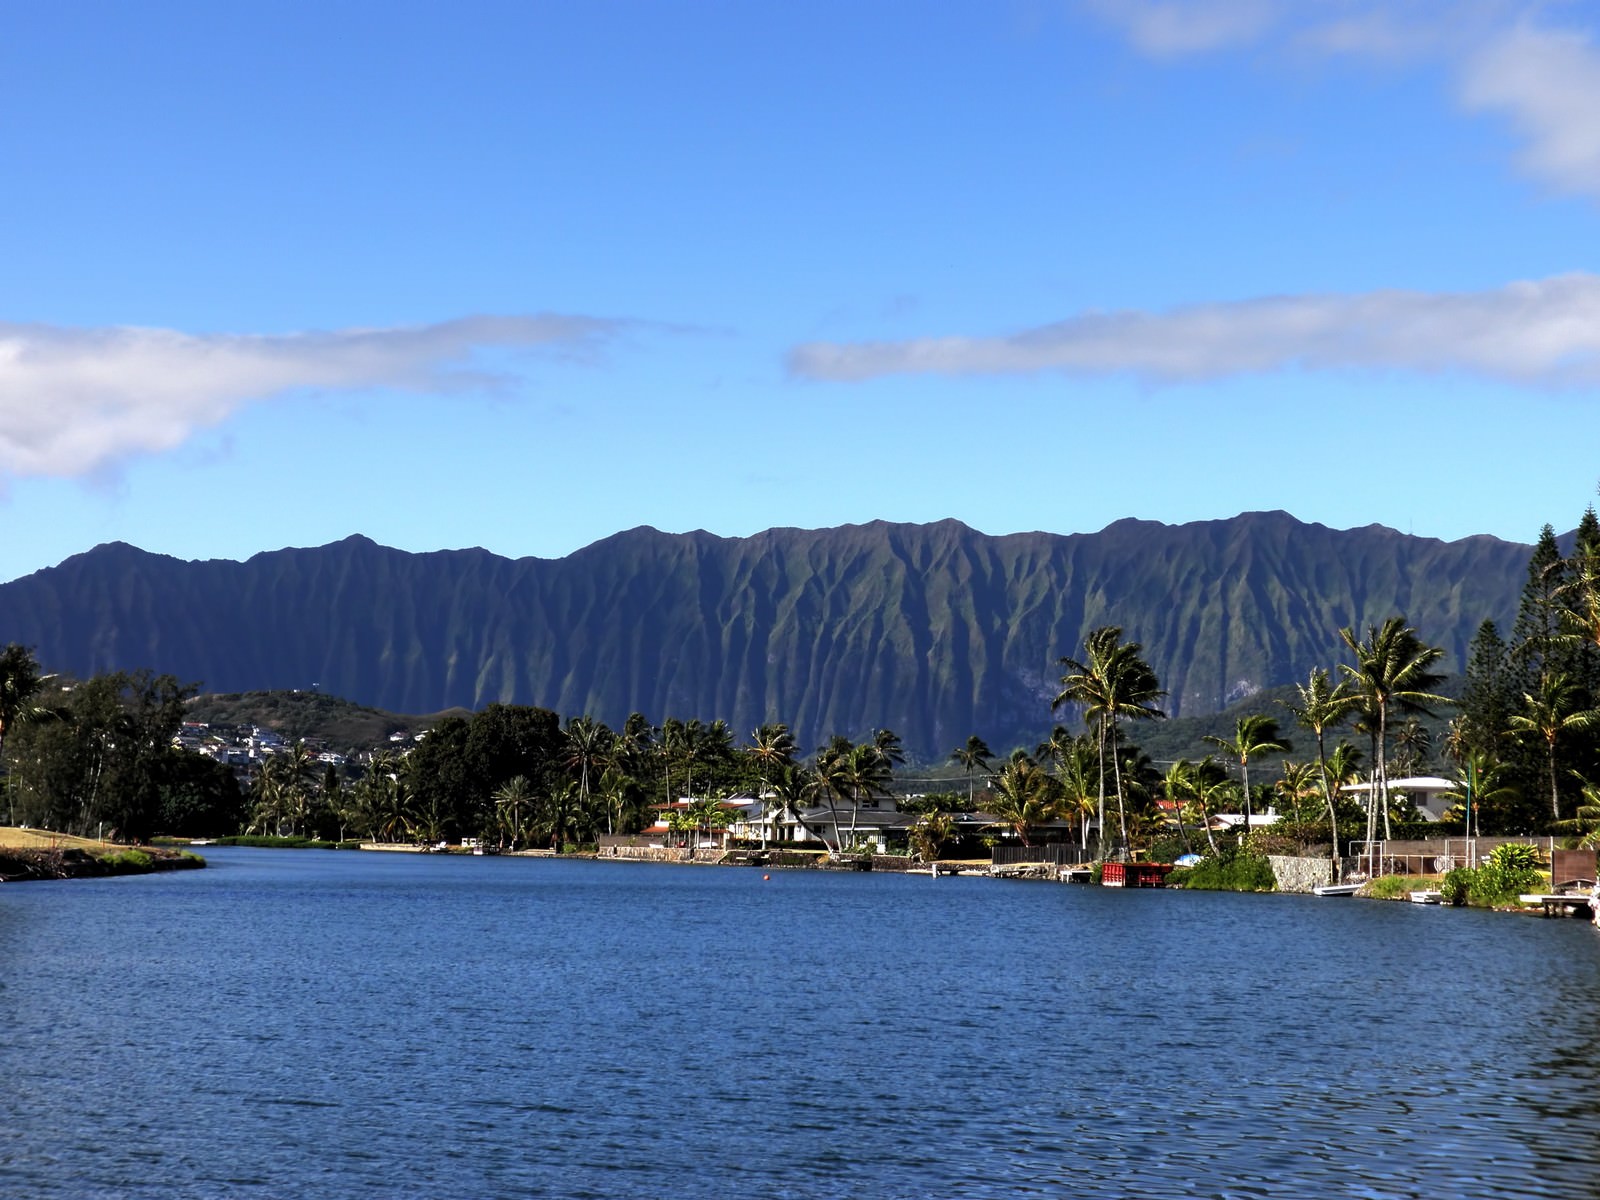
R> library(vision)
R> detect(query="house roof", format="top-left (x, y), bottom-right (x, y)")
top-left (1340, 776), bottom-right (1455, 794)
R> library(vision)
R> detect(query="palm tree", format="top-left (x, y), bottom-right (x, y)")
top-left (535, 782), bottom-right (583, 852)
top-left (1274, 761), bottom-right (1321, 824)
top-left (1339, 618), bottom-right (1449, 847)
top-left (1323, 740), bottom-right (1364, 795)
top-left (1508, 672), bottom-right (1600, 821)
top-left (1443, 749), bottom-right (1517, 838)
top-left (836, 740), bottom-right (892, 850)
top-left (247, 765), bottom-right (285, 836)
top-left (873, 728), bottom-right (906, 771)
top-left (658, 717), bottom-right (685, 804)
top-left (596, 766), bottom-right (642, 838)
top-left (909, 810), bottom-right (956, 864)
top-left (985, 759), bottom-right (1062, 848)
top-left (280, 740), bottom-right (317, 836)
top-left (1281, 668), bottom-right (1355, 879)
top-left (493, 775), bottom-right (534, 849)
top-left (764, 760), bottom-right (814, 847)
top-left (358, 750), bottom-right (409, 843)
top-left (1204, 714), bottom-right (1290, 840)
top-left (748, 723), bottom-right (798, 847)
top-left (808, 737), bottom-right (853, 856)
top-left (1555, 781), bottom-right (1600, 849)
top-left (1055, 627), bottom-right (1166, 860)
top-left (564, 715), bottom-right (614, 831)
top-left (949, 735), bottom-right (993, 806)
top-left (685, 794), bottom-right (733, 850)
top-left (1159, 759), bottom-right (1199, 855)
top-left (1040, 728), bottom-right (1100, 849)
top-left (1391, 716), bottom-right (1433, 778)
top-left (613, 713), bottom-right (656, 787)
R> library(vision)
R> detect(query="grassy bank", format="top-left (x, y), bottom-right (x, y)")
top-left (0, 826), bottom-right (205, 881)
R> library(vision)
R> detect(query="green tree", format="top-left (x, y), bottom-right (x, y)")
top-left (0, 645), bottom-right (58, 806)
top-left (1039, 727), bottom-right (1100, 849)
top-left (909, 810), bottom-right (956, 864)
top-left (564, 715), bottom-right (615, 831)
top-left (1444, 750), bottom-right (1522, 836)
top-left (1282, 667), bottom-right (1356, 880)
top-left (985, 759), bottom-right (1062, 849)
top-left (1338, 618), bottom-right (1449, 845)
top-left (1458, 620), bottom-right (1515, 762)
top-left (1204, 714), bottom-right (1290, 838)
top-left (949, 735), bottom-right (993, 807)
top-left (1159, 758), bottom-right (1203, 855)
top-left (493, 774), bottom-right (534, 849)
top-left (747, 723), bottom-right (799, 848)
top-left (1507, 672), bottom-right (1600, 822)
top-left (1054, 626), bottom-right (1166, 859)
top-left (1555, 781), bottom-right (1600, 849)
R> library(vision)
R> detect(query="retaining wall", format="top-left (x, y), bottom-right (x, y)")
top-left (1270, 855), bottom-right (1334, 894)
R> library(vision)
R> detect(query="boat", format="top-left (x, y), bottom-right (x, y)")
top-left (1312, 882), bottom-right (1362, 897)
top-left (1408, 890), bottom-right (1443, 904)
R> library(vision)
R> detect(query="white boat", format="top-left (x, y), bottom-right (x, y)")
top-left (1313, 882), bottom-right (1362, 897)
top-left (1408, 890), bottom-right (1443, 904)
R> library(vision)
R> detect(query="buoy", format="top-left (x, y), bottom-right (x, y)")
top-left (762, 874), bottom-right (770, 881)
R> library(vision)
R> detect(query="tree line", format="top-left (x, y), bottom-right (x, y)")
top-left (5, 502), bottom-right (1600, 858)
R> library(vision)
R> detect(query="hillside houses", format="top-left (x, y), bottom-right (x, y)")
top-left (170, 720), bottom-right (396, 784)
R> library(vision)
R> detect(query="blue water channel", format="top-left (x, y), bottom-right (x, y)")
top-left (3, 846), bottom-right (1598, 1198)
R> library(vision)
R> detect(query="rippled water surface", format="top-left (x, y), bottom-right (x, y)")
top-left (4, 847), bottom-right (1599, 1198)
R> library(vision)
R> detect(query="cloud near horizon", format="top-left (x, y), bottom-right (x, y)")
top-left (0, 314), bottom-right (625, 480)
top-left (787, 272), bottom-right (1600, 385)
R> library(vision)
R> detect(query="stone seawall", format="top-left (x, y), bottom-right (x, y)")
top-left (1269, 855), bottom-right (1334, 894)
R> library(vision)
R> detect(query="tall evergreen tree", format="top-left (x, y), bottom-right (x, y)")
top-left (1459, 619), bottom-right (1514, 762)
top-left (1511, 524), bottom-right (1574, 691)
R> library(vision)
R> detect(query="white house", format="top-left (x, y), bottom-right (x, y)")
top-left (1340, 776), bottom-right (1457, 822)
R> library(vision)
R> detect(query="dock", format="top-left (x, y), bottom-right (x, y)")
top-left (1518, 893), bottom-right (1596, 918)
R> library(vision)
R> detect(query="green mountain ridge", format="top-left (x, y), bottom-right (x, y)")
top-left (0, 512), bottom-right (1534, 761)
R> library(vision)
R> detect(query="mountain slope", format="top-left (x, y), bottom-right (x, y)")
top-left (0, 512), bottom-right (1533, 761)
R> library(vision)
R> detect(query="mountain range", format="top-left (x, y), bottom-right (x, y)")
top-left (0, 512), bottom-right (1535, 762)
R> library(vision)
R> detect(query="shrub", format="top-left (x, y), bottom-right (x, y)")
top-left (1176, 847), bottom-right (1276, 892)
top-left (100, 849), bottom-right (154, 871)
top-left (1361, 874), bottom-right (1415, 900)
top-left (1473, 843), bottom-right (1547, 905)
top-left (1440, 867), bottom-right (1473, 906)
top-left (1434, 845), bottom-right (1549, 907)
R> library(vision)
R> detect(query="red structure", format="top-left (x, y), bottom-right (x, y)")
top-left (1101, 862), bottom-right (1174, 888)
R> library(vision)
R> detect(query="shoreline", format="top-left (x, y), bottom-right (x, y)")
top-left (0, 844), bottom-right (205, 883)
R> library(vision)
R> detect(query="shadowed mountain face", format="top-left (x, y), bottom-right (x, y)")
top-left (0, 513), bottom-right (1531, 761)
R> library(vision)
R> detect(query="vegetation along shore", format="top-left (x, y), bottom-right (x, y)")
top-left (4, 503), bottom-right (1600, 907)
top-left (0, 826), bottom-right (202, 882)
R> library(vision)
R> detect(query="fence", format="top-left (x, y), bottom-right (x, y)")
top-left (1348, 837), bottom-right (1561, 878)
top-left (991, 844), bottom-right (1093, 868)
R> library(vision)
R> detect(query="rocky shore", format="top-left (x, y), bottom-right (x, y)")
top-left (0, 845), bottom-right (205, 882)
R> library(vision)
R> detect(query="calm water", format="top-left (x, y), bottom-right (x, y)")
top-left (3, 848), bottom-right (1599, 1199)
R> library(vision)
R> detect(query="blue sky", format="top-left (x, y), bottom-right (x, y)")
top-left (4, 0), bottom-right (1600, 583)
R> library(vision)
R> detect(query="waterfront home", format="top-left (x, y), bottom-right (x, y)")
top-left (643, 796), bottom-right (754, 849)
top-left (1340, 777), bottom-right (1456, 822)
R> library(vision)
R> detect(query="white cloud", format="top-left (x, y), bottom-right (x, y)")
top-left (788, 273), bottom-right (1600, 385)
top-left (1084, 2), bottom-right (1600, 199)
top-left (1461, 23), bottom-right (1600, 199)
top-left (1081, 0), bottom-right (1280, 57)
top-left (0, 315), bottom-right (624, 480)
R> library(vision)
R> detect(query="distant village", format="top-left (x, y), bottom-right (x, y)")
top-left (172, 720), bottom-right (423, 784)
